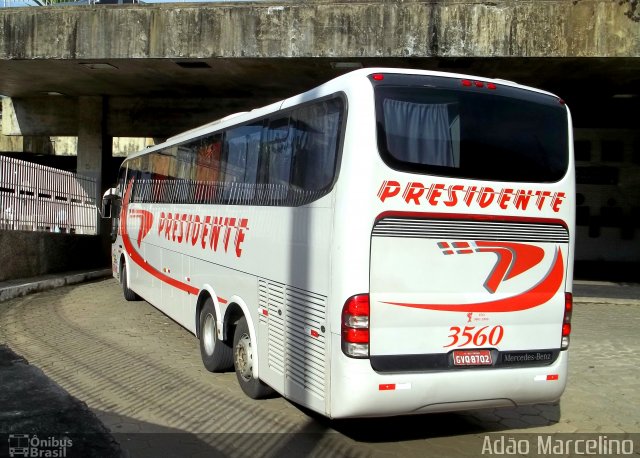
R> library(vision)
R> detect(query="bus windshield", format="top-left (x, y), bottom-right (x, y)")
top-left (374, 76), bottom-right (569, 183)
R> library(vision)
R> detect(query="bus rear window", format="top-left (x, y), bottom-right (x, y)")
top-left (375, 83), bottom-right (569, 183)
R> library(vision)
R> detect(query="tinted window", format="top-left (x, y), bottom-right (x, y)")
top-left (291, 99), bottom-right (343, 191)
top-left (375, 82), bottom-right (569, 183)
top-left (264, 116), bottom-right (293, 202)
top-left (125, 95), bottom-right (345, 206)
top-left (224, 124), bottom-right (262, 202)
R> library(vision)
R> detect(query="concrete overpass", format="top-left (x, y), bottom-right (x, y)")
top-left (1, 1), bottom-right (638, 138)
top-left (0, 0), bottom-right (639, 277)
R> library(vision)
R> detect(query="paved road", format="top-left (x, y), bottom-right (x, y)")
top-left (0, 344), bottom-right (121, 458)
top-left (0, 278), bottom-right (638, 457)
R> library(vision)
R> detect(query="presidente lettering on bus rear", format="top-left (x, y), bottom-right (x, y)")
top-left (378, 180), bottom-right (566, 213)
top-left (158, 212), bottom-right (248, 257)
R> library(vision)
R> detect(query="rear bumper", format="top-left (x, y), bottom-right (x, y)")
top-left (329, 334), bottom-right (568, 418)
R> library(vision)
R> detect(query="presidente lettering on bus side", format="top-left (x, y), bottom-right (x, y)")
top-left (158, 212), bottom-right (248, 257)
top-left (378, 180), bottom-right (566, 213)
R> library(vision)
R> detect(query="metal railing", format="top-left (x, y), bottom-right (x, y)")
top-left (0, 156), bottom-right (97, 234)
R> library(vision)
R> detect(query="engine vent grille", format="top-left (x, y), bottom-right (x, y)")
top-left (258, 279), bottom-right (327, 399)
top-left (373, 218), bottom-right (569, 243)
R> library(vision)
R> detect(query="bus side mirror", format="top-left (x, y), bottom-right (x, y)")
top-left (101, 187), bottom-right (119, 219)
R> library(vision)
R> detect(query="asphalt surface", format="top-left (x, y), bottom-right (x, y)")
top-left (0, 271), bottom-right (638, 458)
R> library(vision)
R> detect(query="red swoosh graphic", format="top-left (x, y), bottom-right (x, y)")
top-left (121, 180), bottom-right (199, 296)
top-left (129, 209), bottom-right (153, 248)
top-left (382, 248), bottom-right (564, 313)
top-left (475, 241), bottom-right (544, 293)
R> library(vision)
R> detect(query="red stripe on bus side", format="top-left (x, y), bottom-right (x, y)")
top-left (122, 236), bottom-right (200, 296)
top-left (120, 180), bottom-right (200, 297)
top-left (123, 231), bottom-right (229, 303)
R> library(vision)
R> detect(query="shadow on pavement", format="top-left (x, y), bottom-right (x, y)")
top-left (0, 344), bottom-right (121, 458)
top-left (0, 339), bottom-right (562, 458)
top-left (298, 399), bottom-right (561, 442)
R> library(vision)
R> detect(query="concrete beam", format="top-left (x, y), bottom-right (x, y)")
top-left (108, 96), bottom-right (268, 137)
top-left (1, 2), bottom-right (638, 138)
top-left (0, 1), bottom-right (637, 61)
top-left (2, 95), bottom-right (272, 137)
top-left (2, 97), bottom-right (78, 136)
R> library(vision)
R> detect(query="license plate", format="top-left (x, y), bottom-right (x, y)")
top-left (452, 350), bottom-right (493, 366)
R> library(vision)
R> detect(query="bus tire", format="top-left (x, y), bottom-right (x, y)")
top-left (233, 316), bottom-right (274, 399)
top-left (121, 262), bottom-right (141, 302)
top-left (199, 298), bottom-right (233, 372)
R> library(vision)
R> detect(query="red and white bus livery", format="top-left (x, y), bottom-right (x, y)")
top-left (102, 68), bottom-right (575, 418)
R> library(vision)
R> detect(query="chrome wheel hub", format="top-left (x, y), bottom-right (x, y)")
top-left (203, 313), bottom-right (216, 356)
top-left (236, 333), bottom-right (253, 381)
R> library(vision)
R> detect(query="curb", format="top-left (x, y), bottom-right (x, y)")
top-left (573, 281), bottom-right (640, 306)
top-left (574, 297), bottom-right (640, 306)
top-left (0, 269), bottom-right (112, 303)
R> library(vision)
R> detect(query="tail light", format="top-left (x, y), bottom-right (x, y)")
top-left (561, 292), bottom-right (572, 349)
top-left (461, 79), bottom-right (497, 90)
top-left (341, 294), bottom-right (370, 358)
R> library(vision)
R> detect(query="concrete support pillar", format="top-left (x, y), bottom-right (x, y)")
top-left (76, 97), bottom-right (112, 195)
top-left (76, 97), bottom-right (111, 238)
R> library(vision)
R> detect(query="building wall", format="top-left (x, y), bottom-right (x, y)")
top-left (574, 128), bottom-right (640, 280)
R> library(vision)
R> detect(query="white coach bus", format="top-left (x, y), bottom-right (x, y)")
top-left (102, 68), bottom-right (575, 418)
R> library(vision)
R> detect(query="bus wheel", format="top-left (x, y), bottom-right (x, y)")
top-left (121, 262), bottom-right (140, 301)
top-left (199, 298), bottom-right (233, 372)
top-left (233, 316), bottom-right (274, 399)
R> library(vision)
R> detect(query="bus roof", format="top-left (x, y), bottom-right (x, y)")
top-left (121, 67), bottom-right (560, 164)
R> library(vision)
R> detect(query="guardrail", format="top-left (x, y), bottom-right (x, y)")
top-left (0, 156), bottom-right (97, 235)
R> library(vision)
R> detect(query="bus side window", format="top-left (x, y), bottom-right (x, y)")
top-left (224, 124), bottom-right (262, 204)
top-left (291, 99), bottom-right (343, 193)
top-left (127, 157), bottom-right (142, 202)
top-left (116, 167), bottom-right (127, 196)
top-left (195, 134), bottom-right (223, 204)
top-left (175, 143), bottom-right (198, 204)
top-left (264, 116), bottom-right (293, 202)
